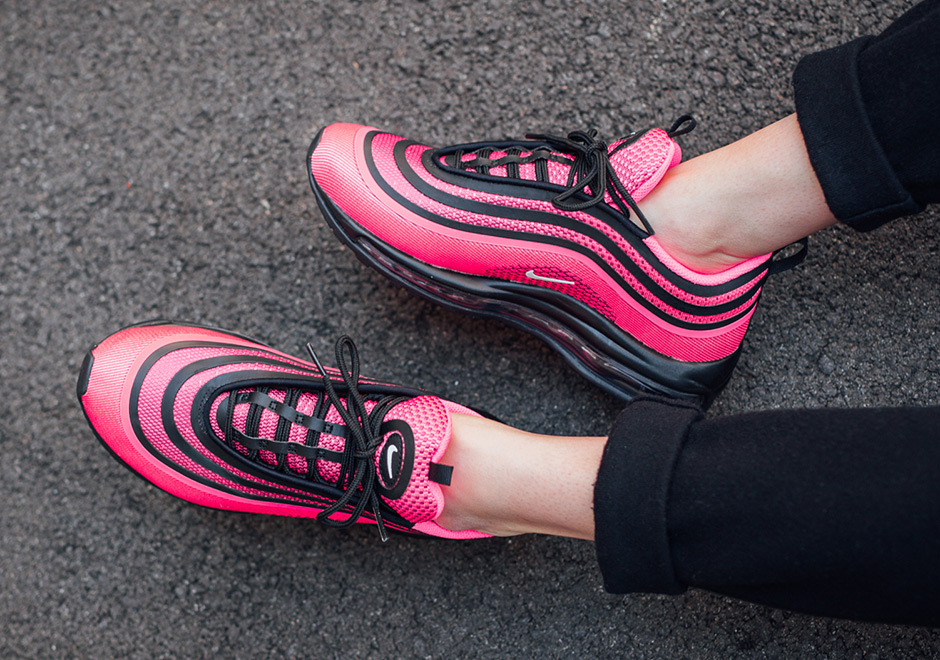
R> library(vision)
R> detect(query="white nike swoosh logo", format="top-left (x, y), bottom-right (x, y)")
top-left (386, 445), bottom-right (399, 481)
top-left (525, 269), bottom-right (576, 286)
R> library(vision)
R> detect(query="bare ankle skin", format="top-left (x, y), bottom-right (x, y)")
top-left (642, 114), bottom-right (838, 274)
top-left (436, 414), bottom-right (605, 541)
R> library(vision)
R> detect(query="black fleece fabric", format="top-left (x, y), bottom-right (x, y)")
top-left (793, 0), bottom-right (940, 230)
top-left (595, 398), bottom-right (940, 626)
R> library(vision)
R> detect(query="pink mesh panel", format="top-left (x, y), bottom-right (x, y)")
top-left (412, 521), bottom-right (490, 539)
top-left (285, 392), bottom-right (318, 473)
top-left (376, 396), bottom-right (450, 523)
top-left (546, 160), bottom-right (571, 187)
top-left (411, 399), bottom-right (490, 538)
top-left (439, 400), bottom-right (481, 418)
top-left (377, 139), bottom-right (760, 322)
top-left (209, 391), bottom-right (250, 455)
top-left (395, 139), bottom-right (761, 304)
top-left (255, 389), bottom-right (287, 467)
top-left (609, 130), bottom-right (682, 201)
top-left (484, 265), bottom-right (616, 321)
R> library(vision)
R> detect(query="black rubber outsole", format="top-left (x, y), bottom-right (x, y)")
top-left (306, 132), bottom-right (738, 406)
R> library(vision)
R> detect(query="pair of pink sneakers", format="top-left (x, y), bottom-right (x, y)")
top-left (80, 120), bottom-right (800, 538)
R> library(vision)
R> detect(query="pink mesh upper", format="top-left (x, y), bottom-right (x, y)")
top-left (373, 396), bottom-right (451, 522)
top-left (396, 137), bottom-right (766, 308)
top-left (310, 123), bottom-right (770, 362)
top-left (375, 138), bottom-right (761, 325)
top-left (81, 325), bottom-right (486, 535)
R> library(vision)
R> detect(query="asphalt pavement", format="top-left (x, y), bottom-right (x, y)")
top-left (2, 1), bottom-right (940, 658)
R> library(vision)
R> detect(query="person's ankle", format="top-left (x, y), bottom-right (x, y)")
top-left (639, 114), bottom-right (836, 273)
top-left (641, 162), bottom-right (754, 275)
top-left (434, 414), bottom-right (528, 537)
top-left (435, 414), bottom-right (601, 540)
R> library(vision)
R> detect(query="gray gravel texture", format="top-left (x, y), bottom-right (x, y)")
top-left (3, 0), bottom-right (940, 658)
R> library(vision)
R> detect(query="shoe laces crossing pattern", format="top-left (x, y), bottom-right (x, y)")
top-left (221, 336), bottom-right (406, 541)
top-left (448, 115), bottom-right (698, 237)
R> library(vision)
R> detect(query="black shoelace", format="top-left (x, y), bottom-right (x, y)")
top-left (452, 115), bottom-right (698, 237)
top-left (222, 336), bottom-right (405, 541)
top-left (450, 115), bottom-right (809, 273)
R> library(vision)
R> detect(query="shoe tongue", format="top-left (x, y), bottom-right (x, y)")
top-left (606, 128), bottom-right (682, 202)
top-left (373, 396), bottom-right (453, 524)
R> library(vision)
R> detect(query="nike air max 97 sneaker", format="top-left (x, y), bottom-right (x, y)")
top-left (78, 322), bottom-right (487, 540)
top-left (307, 119), bottom-right (797, 403)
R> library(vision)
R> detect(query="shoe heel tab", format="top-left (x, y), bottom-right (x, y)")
top-left (666, 114), bottom-right (696, 138)
top-left (768, 237), bottom-right (809, 275)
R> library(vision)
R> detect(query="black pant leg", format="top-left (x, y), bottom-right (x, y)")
top-left (793, 0), bottom-right (940, 230)
top-left (594, 398), bottom-right (940, 626)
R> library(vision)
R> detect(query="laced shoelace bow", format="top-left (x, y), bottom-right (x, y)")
top-left (522, 128), bottom-right (656, 235)
top-left (221, 336), bottom-right (403, 541)
top-left (303, 336), bottom-right (406, 541)
top-left (452, 116), bottom-right (696, 236)
top-left (529, 117), bottom-right (696, 234)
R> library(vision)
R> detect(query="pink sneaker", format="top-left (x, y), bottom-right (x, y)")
top-left (77, 322), bottom-right (488, 540)
top-left (308, 119), bottom-right (804, 403)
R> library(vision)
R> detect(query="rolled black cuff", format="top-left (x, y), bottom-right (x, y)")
top-left (594, 397), bottom-right (703, 595)
top-left (793, 37), bottom-right (922, 231)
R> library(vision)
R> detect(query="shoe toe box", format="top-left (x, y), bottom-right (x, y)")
top-left (78, 324), bottom-right (256, 494)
